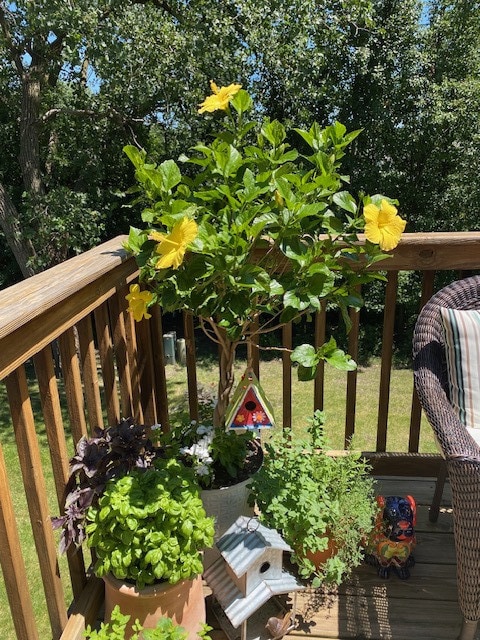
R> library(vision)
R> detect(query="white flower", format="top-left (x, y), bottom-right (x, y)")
top-left (196, 424), bottom-right (213, 436)
top-left (180, 445), bottom-right (196, 457)
top-left (150, 423), bottom-right (162, 431)
top-left (195, 463), bottom-right (211, 476)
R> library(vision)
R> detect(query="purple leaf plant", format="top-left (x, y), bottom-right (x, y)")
top-left (52, 417), bottom-right (161, 554)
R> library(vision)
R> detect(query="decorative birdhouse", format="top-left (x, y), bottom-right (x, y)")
top-left (225, 369), bottom-right (275, 430)
top-left (204, 515), bottom-right (304, 632)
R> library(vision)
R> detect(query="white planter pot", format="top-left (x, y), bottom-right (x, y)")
top-left (201, 476), bottom-right (255, 568)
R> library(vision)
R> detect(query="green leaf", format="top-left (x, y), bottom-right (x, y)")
top-left (123, 227), bottom-right (148, 255)
top-left (123, 145), bottom-right (145, 169)
top-left (159, 159), bottom-right (181, 192)
top-left (231, 89), bottom-right (253, 114)
top-left (261, 119), bottom-right (286, 146)
top-left (333, 191), bottom-right (358, 214)
top-left (291, 343), bottom-right (317, 367)
top-left (215, 144), bottom-right (242, 177)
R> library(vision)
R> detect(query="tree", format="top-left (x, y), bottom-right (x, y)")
top-left (1, 0), bottom-right (480, 288)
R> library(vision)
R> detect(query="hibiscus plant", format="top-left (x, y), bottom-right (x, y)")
top-left (124, 81), bottom-right (406, 428)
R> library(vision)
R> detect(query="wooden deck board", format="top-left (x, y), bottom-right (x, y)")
top-left (207, 476), bottom-right (467, 640)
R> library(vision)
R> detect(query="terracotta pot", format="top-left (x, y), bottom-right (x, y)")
top-left (304, 535), bottom-right (338, 569)
top-left (103, 573), bottom-right (205, 640)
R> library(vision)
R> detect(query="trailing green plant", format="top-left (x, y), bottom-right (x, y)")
top-left (84, 604), bottom-right (213, 640)
top-left (85, 458), bottom-right (215, 588)
top-left (248, 410), bottom-right (379, 588)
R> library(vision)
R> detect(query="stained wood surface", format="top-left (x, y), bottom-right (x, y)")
top-left (298, 478), bottom-right (459, 639)
top-left (376, 271), bottom-right (398, 452)
top-left (208, 476), bottom-right (460, 640)
top-left (0, 443), bottom-right (39, 640)
top-left (58, 577), bottom-right (104, 640)
top-left (5, 367), bottom-right (68, 639)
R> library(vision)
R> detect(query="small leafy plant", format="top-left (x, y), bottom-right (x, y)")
top-left (164, 420), bottom-right (260, 489)
top-left (52, 419), bottom-right (215, 589)
top-left (249, 410), bottom-right (379, 588)
top-left (52, 418), bottom-right (158, 553)
top-left (85, 458), bottom-right (214, 588)
top-left (84, 604), bottom-right (213, 640)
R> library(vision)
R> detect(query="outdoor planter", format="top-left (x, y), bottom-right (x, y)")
top-left (201, 437), bottom-right (263, 568)
top-left (103, 573), bottom-right (205, 640)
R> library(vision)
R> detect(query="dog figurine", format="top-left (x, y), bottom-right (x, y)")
top-left (365, 495), bottom-right (416, 579)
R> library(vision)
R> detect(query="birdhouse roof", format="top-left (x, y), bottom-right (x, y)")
top-left (216, 516), bottom-right (292, 578)
top-left (225, 369), bottom-right (275, 430)
top-left (203, 564), bottom-right (304, 628)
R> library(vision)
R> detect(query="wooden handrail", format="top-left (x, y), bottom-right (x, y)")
top-left (0, 231), bottom-right (480, 639)
top-left (2, 231), bottom-right (480, 342)
top-left (0, 237), bottom-right (135, 380)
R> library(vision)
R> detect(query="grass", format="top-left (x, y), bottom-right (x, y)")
top-left (165, 357), bottom-right (437, 453)
top-left (0, 378), bottom-right (75, 640)
top-left (0, 358), bottom-right (436, 639)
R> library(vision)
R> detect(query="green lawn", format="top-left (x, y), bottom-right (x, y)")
top-left (0, 358), bottom-right (436, 639)
top-left (0, 379), bottom-right (74, 640)
top-left (165, 358), bottom-right (437, 453)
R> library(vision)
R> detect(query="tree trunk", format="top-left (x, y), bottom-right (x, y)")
top-left (213, 336), bottom-right (238, 428)
top-left (0, 181), bottom-right (36, 278)
top-left (19, 70), bottom-right (44, 197)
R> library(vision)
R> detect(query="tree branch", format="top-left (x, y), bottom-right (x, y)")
top-left (0, 4), bottom-right (25, 75)
top-left (42, 106), bottom-right (144, 125)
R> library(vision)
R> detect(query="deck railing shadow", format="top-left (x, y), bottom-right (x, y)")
top-left (1, 232), bottom-right (480, 639)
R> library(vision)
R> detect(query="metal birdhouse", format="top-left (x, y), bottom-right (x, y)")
top-left (225, 369), bottom-right (275, 430)
top-left (204, 515), bottom-right (304, 639)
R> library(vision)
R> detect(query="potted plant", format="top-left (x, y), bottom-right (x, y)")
top-left (85, 604), bottom-right (212, 640)
top-left (122, 80), bottom-right (404, 556)
top-left (52, 419), bottom-right (215, 639)
top-left (248, 410), bottom-right (379, 588)
top-left (123, 81), bottom-right (406, 432)
top-left (162, 418), bottom-right (263, 567)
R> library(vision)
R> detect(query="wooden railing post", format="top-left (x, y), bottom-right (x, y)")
top-left (0, 442), bottom-right (39, 640)
top-left (5, 366), bottom-right (68, 639)
top-left (376, 271), bottom-right (399, 452)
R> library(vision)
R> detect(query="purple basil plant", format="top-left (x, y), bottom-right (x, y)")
top-left (52, 418), bottom-right (161, 554)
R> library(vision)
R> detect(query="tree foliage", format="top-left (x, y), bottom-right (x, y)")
top-left (0, 0), bottom-right (479, 287)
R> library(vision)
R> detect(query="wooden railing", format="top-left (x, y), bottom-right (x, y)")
top-left (1, 231), bottom-right (480, 640)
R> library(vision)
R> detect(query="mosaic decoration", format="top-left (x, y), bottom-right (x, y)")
top-left (365, 494), bottom-right (417, 579)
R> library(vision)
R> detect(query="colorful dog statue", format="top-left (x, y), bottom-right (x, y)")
top-left (365, 495), bottom-right (416, 579)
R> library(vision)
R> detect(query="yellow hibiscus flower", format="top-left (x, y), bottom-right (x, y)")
top-left (125, 284), bottom-right (153, 322)
top-left (198, 80), bottom-right (242, 114)
top-left (150, 217), bottom-right (198, 270)
top-left (364, 199), bottom-right (406, 251)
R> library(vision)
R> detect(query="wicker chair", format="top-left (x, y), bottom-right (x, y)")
top-left (413, 275), bottom-right (480, 640)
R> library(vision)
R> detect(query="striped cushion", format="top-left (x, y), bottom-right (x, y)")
top-left (441, 308), bottom-right (480, 441)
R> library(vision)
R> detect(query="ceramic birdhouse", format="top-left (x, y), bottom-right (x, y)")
top-left (204, 515), bottom-right (304, 631)
top-left (225, 369), bottom-right (275, 430)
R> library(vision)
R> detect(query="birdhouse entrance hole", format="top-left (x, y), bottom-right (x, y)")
top-left (260, 561), bottom-right (271, 574)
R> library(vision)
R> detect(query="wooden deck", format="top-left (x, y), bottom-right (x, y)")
top-left (207, 476), bottom-right (462, 640)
